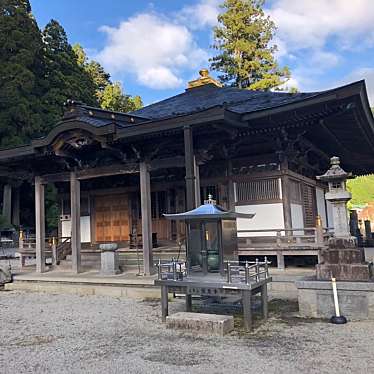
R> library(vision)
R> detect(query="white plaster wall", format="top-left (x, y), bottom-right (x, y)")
top-left (316, 187), bottom-right (328, 227)
top-left (61, 216), bottom-right (91, 243)
top-left (291, 203), bottom-right (304, 233)
top-left (235, 203), bottom-right (284, 237)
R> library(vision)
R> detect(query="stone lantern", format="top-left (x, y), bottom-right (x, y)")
top-left (316, 156), bottom-right (353, 241)
top-left (315, 156), bottom-right (370, 281)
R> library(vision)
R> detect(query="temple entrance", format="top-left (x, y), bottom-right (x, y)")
top-left (94, 194), bottom-right (130, 242)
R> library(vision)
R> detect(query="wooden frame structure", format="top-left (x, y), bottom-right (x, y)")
top-left (1, 76), bottom-right (374, 274)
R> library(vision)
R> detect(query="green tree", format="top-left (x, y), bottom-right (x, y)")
top-left (73, 44), bottom-right (111, 102)
top-left (347, 175), bottom-right (374, 208)
top-left (100, 82), bottom-right (143, 112)
top-left (72, 44), bottom-right (143, 112)
top-left (41, 20), bottom-right (97, 126)
top-left (0, 0), bottom-right (46, 147)
top-left (210, 0), bottom-right (290, 90)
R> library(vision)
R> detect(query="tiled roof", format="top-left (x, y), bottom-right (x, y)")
top-left (130, 84), bottom-right (320, 120)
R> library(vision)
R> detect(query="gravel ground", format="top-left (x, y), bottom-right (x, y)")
top-left (0, 291), bottom-right (373, 374)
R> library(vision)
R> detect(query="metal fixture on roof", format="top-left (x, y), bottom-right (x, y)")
top-left (187, 68), bottom-right (223, 89)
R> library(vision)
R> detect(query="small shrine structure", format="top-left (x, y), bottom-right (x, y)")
top-left (163, 194), bottom-right (254, 275)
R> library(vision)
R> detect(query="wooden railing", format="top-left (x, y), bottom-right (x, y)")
top-left (19, 234), bottom-right (71, 266)
top-left (55, 237), bottom-right (71, 265)
top-left (237, 227), bottom-right (333, 248)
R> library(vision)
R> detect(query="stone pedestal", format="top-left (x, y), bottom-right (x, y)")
top-left (100, 243), bottom-right (120, 275)
top-left (296, 277), bottom-right (374, 320)
top-left (316, 238), bottom-right (370, 281)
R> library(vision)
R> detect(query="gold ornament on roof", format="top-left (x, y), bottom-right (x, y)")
top-left (187, 68), bottom-right (223, 89)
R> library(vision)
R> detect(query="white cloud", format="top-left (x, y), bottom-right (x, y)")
top-left (96, 13), bottom-right (208, 89)
top-left (309, 50), bottom-right (340, 70)
top-left (268, 0), bottom-right (374, 52)
top-left (267, 1), bottom-right (374, 95)
top-left (276, 76), bottom-right (300, 92)
top-left (178, 0), bottom-right (220, 30)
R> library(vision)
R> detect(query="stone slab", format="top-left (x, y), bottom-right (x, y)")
top-left (296, 277), bottom-right (374, 320)
top-left (166, 312), bottom-right (234, 336)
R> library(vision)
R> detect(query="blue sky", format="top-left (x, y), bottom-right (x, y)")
top-left (31, 0), bottom-right (374, 106)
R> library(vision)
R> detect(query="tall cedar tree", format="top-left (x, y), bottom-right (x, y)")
top-left (42, 20), bottom-right (97, 125)
top-left (210, 0), bottom-right (290, 90)
top-left (72, 43), bottom-right (143, 112)
top-left (0, 0), bottom-right (46, 147)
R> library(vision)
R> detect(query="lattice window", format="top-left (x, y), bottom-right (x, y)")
top-left (289, 179), bottom-right (302, 203)
top-left (236, 179), bottom-right (280, 202)
top-left (302, 184), bottom-right (317, 227)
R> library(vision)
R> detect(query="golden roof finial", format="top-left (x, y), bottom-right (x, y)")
top-left (187, 68), bottom-right (222, 89)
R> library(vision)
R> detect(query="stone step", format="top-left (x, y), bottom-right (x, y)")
top-left (166, 312), bottom-right (234, 336)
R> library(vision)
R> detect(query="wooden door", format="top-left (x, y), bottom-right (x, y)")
top-left (95, 195), bottom-right (129, 242)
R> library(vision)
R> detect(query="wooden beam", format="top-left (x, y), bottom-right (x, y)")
top-left (194, 156), bottom-right (201, 205)
top-left (12, 187), bottom-right (20, 227)
top-left (184, 126), bottom-right (196, 210)
top-left (2, 184), bottom-right (12, 224)
top-left (70, 172), bottom-right (81, 273)
top-left (35, 177), bottom-right (46, 273)
top-left (140, 161), bottom-right (153, 275)
top-left (39, 156), bottom-right (187, 184)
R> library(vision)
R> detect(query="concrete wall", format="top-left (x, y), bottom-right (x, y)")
top-left (235, 203), bottom-right (284, 236)
top-left (61, 216), bottom-right (91, 243)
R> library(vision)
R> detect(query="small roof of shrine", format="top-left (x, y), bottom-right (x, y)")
top-left (163, 195), bottom-right (255, 221)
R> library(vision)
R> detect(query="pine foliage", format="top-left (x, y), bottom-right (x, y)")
top-left (0, 0), bottom-right (46, 147)
top-left (210, 0), bottom-right (290, 90)
top-left (0, 1), bottom-right (143, 149)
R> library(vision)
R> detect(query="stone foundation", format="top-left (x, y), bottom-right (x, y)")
top-left (296, 277), bottom-right (374, 320)
top-left (166, 312), bottom-right (234, 335)
top-left (316, 238), bottom-right (370, 281)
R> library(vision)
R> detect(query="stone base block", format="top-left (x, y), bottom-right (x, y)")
top-left (166, 312), bottom-right (234, 336)
top-left (316, 263), bottom-right (370, 281)
top-left (101, 250), bottom-right (120, 275)
top-left (319, 248), bottom-right (364, 265)
top-left (296, 277), bottom-right (374, 320)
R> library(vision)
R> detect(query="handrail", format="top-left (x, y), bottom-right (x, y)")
top-left (54, 237), bottom-right (71, 265)
top-left (226, 258), bottom-right (271, 284)
top-left (237, 227), bottom-right (331, 233)
top-left (156, 257), bottom-right (271, 285)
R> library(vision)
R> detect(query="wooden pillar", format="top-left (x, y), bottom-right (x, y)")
top-left (70, 172), bottom-right (81, 273)
top-left (184, 126), bottom-right (196, 210)
top-left (35, 177), bottom-right (46, 273)
top-left (194, 157), bottom-right (201, 206)
top-left (277, 251), bottom-right (285, 270)
top-left (261, 283), bottom-right (268, 320)
top-left (227, 160), bottom-right (236, 210)
top-left (140, 161), bottom-right (153, 275)
top-left (186, 293), bottom-right (192, 312)
top-left (2, 184), bottom-right (12, 224)
top-left (161, 285), bottom-right (169, 322)
top-left (242, 289), bottom-right (252, 331)
top-left (12, 186), bottom-right (20, 227)
top-left (280, 166), bottom-right (292, 232)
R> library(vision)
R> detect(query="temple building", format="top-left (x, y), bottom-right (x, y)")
top-left (1, 70), bottom-right (374, 274)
